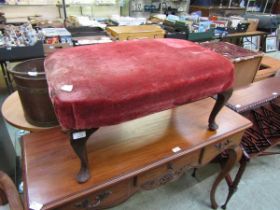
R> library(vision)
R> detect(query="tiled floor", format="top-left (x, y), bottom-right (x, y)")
top-left (1, 53), bottom-right (280, 210)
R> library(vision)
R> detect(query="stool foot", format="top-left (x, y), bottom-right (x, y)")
top-left (208, 88), bottom-right (233, 131)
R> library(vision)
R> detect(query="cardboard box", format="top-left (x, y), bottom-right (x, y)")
top-left (106, 25), bottom-right (165, 41)
top-left (43, 43), bottom-right (72, 56)
top-left (247, 18), bottom-right (259, 32)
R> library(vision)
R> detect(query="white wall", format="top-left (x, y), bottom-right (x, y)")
top-left (0, 4), bottom-right (121, 20)
top-left (0, 5), bottom-right (60, 19)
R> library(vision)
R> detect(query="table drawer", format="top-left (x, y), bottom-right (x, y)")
top-left (57, 179), bottom-right (134, 210)
top-left (137, 150), bottom-right (200, 190)
top-left (200, 132), bottom-right (244, 165)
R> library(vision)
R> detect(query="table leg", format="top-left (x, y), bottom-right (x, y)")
top-left (0, 171), bottom-right (23, 210)
top-left (0, 188), bottom-right (7, 205)
top-left (209, 88), bottom-right (233, 131)
top-left (221, 154), bottom-right (248, 209)
top-left (210, 146), bottom-right (242, 209)
top-left (0, 62), bottom-right (14, 93)
top-left (70, 128), bottom-right (99, 183)
top-left (261, 34), bottom-right (267, 52)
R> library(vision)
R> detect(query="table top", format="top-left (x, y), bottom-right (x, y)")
top-left (201, 41), bottom-right (263, 61)
top-left (227, 77), bottom-right (280, 112)
top-left (225, 31), bottom-right (267, 38)
top-left (1, 91), bottom-right (58, 132)
top-left (22, 97), bottom-right (251, 209)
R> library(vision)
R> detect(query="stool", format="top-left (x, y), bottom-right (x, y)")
top-left (45, 38), bottom-right (234, 183)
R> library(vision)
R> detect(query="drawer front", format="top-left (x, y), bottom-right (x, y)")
top-left (57, 179), bottom-right (134, 210)
top-left (137, 150), bottom-right (200, 190)
top-left (200, 132), bottom-right (244, 165)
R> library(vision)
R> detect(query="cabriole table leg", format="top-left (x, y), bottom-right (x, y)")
top-left (221, 154), bottom-right (248, 209)
top-left (210, 146), bottom-right (242, 209)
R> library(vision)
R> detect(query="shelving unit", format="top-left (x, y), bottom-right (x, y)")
top-left (0, 1), bottom-right (121, 21)
top-left (129, 0), bottom-right (190, 18)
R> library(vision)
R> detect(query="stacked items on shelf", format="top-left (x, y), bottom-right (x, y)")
top-left (109, 15), bottom-right (146, 26)
top-left (67, 15), bottom-right (107, 28)
top-left (0, 23), bottom-right (44, 61)
top-left (213, 16), bottom-right (250, 37)
top-left (66, 15), bottom-right (112, 46)
top-left (162, 14), bottom-right (215, 41)
top-left (41, 27), bottom-right (72, 45)
top-left (0, 23), bottom-right (41, 47)
top-left (29, 16), bottom-right (65, 28)
top-left (41, 27), bottom-right (73, 55)
top-left (159, 14), bottom-right (258, 42)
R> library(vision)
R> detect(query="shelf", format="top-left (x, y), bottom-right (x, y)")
top-left (0, 3), bottom-right (60, 6)
top-left (131, 10), bottom-right (156, 12)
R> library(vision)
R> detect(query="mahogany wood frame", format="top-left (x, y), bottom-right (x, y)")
top-left (70, 88), bottom-right (233, 183)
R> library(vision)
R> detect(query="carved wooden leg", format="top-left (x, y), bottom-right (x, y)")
top-left (70, 128), bottom-right (99, 183)
top-left (221, 154), bottom-right (248, 209)
top-left (210, 146), bottom-right (241, 209)
top-left (208, 88), bottom-right (233, 131)
top-left (0, 171), bottom-right (23, 210)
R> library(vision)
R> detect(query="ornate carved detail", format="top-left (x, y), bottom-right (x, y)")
top-left (140, 163), bottom-right (192, 190)
top-left (74, 190), bottom-right (112, 209)
top-left (215, 139), bottom-right (231, 152)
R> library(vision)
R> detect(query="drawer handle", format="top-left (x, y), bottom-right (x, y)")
top-left (215, 139), bottom-right (231, 151)
top-left (74, 190), bottom-right (112, 209)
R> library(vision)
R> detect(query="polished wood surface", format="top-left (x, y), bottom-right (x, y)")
top-left (107, 25), bottom-right (164, 34)
top-left (255, 56), bottom-right (280, 81)
top-left (225, 31), bottom-right (266, 38)
top-left (1, 91), bottom-right (58, 132)
top-left (233, 56), bottom-right (262, 88)
top-left (22, 98), bottom-right (251, 209)
top-left (227, 77), bottom-right (280, 112)
top-left (106, 25), bottom-right (165, 41)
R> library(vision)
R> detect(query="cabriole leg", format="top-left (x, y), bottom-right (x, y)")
top-left (221, 154), bottom-right (248, 209)
top-left (209, 88), bottom-right (233, 131)
top-left (210, 146), bottom-right (242, 209)
top-left (70, 128), bottom-right (99, 183)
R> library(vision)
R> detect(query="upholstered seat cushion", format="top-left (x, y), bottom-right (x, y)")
top-left (44, 38), bottom-right (234, 129)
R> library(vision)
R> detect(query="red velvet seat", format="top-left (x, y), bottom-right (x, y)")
top-left (45, 38), bottom-right (234, 130)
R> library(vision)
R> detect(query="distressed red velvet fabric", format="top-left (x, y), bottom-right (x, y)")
top-left (44, 38), bottom-right (234, 129)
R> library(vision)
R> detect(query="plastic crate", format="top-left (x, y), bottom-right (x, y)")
top-left (186, 29), bottom-right (215, 42)
top-left (0, 41), bottom-right (44, 62)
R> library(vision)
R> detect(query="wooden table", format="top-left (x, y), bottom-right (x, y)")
top-left (224, 77), bottom-right (280, 207)
top-left (221, 31), bottom-right (267, 51)
top-left (1, 91), bottom-right (57, 132)
top-left (22, 98), bottom-right (251, 210)
top-left (227, 77), bottom-right (280, 112)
